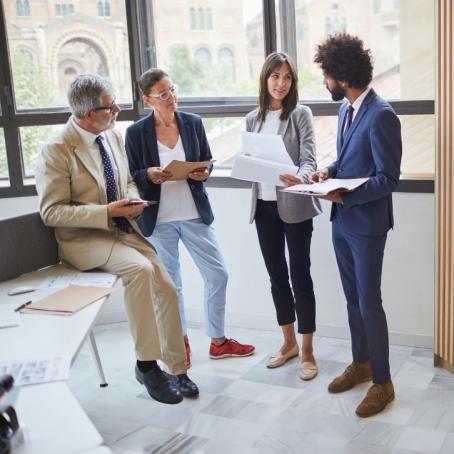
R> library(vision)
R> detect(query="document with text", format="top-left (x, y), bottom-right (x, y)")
top-left (283, 177), bottom-right (370, 196)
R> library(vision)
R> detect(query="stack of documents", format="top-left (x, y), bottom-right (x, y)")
top-left (231, 132), bottom-right (298, 186)
top-left (284, 177), bottom-right (370, 196)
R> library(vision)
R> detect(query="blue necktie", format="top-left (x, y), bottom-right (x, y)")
top-left (342, 105), bottom-right (354, 145)
top-left (95, 135), bottom-right (130, 233)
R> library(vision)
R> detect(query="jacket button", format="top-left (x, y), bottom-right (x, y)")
top-left (190, 185), bottom-right (195, 190)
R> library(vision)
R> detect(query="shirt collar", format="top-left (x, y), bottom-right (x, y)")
top-left (350, 86), bottom-right (372, 112)
top-left (71, 116), bottom-right (105, 147)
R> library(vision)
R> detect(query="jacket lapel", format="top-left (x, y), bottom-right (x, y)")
top-left (338, 89), bottom-right (376, 159)
top-left (144, 112), bottom-right (160, 166)
top-left (176, 111), bottom-right (192, 161)
top-left (67, 121), bottom-right (105, 198)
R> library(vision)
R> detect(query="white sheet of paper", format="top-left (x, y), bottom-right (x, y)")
top-left (242, 131), bottom-right (294, 166)
top-left (38, 272), bottom-right (117, 289)
top-left (284, 177), bottom-right (370, 196)
top-left (0, 304), bottom-right (21, 329)
top-left (231, 153), bottom-right (298, 186)
top-left (0, 356), bottom-right (71, 386)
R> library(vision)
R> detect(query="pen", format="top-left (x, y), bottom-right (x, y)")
top-left (14, 301), bottom-right (32, 312)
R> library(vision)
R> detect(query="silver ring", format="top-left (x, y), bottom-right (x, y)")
top-left (157, 179), bottom-right (162, 184)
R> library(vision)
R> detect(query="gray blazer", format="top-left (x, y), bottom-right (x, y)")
top-left (245, 104), bottom-right (322, 224)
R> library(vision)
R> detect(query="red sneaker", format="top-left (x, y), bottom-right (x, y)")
top-left (209, 338), bottom-right (255, 359)
top-left (184, 339), bottom-right (191, 368)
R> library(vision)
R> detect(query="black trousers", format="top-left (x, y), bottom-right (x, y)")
top-left (255, 200), bottom-right (316, 334)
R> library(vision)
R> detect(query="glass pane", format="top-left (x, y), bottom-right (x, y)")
top-left (203, 117), bottom-right (244, 165)
top-left (5, 1), bottom-right (132, 110)
top-left (0, 129), bottom-right (9, 183)
top-left (276, 0), bottom-right (435, 101)
top-left (145, 0), bottom-right (263, 97)
top-left (313, 114), bottom-right (434, 177)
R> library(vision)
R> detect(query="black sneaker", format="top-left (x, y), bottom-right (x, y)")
top-left (135, 365), bottom-right (182, 404)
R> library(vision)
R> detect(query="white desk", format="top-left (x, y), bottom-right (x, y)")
top-left (0, 265), bottom-right (112, 454)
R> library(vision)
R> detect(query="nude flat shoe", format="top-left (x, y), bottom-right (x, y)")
top-left (299, 361), bottom-right (318, 381)
top-left (267, 345), bottom-right (299, 369)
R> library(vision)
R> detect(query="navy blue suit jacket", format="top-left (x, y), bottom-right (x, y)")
top-left (125, 111), bottom-right (214, 237)
top-left (328, 89), bottom-right (402, 236)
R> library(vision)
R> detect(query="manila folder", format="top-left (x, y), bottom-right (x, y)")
top-left (20, 285), bottom-right (114, 316)
top-left (163, 160), bottom-right (213, 180)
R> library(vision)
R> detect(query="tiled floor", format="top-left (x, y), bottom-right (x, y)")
top-left (68, 323), bottom-right (454, 454)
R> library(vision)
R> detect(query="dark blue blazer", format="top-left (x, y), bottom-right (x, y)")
top-left (328, 89), bottom-right (402, 236)
top-left (125, 111), bottom-right (214, 237)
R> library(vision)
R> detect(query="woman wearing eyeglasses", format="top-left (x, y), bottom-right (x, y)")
top-left (125, 68), bottom-right (255, 368)
top-left (246, 52), bottom-right (322, 380)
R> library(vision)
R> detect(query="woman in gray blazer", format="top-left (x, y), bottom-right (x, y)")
top-left (246, 52), bottom-right (322, 380)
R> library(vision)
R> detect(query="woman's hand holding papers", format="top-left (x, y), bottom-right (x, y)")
top-left (188, 168), bottom-right (209, 181)
top-left (147, 166), bottom-right (173, 184)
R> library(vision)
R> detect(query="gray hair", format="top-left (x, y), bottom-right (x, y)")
top-left (67, 74), bottom-right (114, 118)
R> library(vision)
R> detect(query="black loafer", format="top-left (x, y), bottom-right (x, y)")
top-left (176, 373), bottom-right (199, 398)
top-left (135, 365), bottom-right (182, 404)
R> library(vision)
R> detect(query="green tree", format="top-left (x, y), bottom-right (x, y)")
top-left (11, 48), bottom-right (53, 176)
top-left (168, 45), bottom-right (204, 96)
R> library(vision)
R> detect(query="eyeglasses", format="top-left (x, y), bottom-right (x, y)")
top-left (92, 98), bottom-right (117, 113)
top-left (146, 85), bottom-right (178, 101)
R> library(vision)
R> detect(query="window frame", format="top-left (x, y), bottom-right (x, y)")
top-left (0, 0), bottom-right (435, 199)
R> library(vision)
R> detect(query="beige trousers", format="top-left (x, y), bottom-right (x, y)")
top-left (99, 231), bottom-right (186, 375)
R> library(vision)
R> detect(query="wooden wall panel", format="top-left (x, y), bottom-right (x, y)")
top-left (435, 0), bottom-right (454, 373)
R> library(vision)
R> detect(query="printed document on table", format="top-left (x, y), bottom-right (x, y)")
top-left (0, 304), bottom-right (21, 329)
top-left (283, 177), bottom-right (370, 196)
top-left (242, 131), bottom-right (294, 165)
top-left (0, 356), bottom-right (70, 386)
top-left (39, 271), bottom-right (117, 289)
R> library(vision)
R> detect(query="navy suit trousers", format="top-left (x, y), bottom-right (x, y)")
top-left (332, 219), bottom-right (390, 383)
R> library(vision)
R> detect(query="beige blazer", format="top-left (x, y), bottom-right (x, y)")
top-left (35, 119), bottom-right (143, 270)
top-left (246, 105), bottom-right (322, 224)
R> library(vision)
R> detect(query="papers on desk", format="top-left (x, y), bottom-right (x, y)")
top-left (38, 271), bottom-right (117, 290)
top-left (0, 356), bottom-right (70, 386)
top-left (162, 160), bottom-right (214, 180)
top-left (20, 285), bottom-right (114, 316)
top-left (283, 177), bottom-right (370, 196)
top-left (231, 132), bottom-right (298, 186)
top-left (0, 304), bottom-right (21, 329)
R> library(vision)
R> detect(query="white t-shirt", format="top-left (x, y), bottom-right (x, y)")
top-left (257, 109), bottom-right (281, 201)
top-left (156, 136), bottom-right (200, 224)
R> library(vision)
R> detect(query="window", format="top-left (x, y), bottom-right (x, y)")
top-left (0, 129), bottom-right (7, 182)
top-left (194, 48), bottom-right (212, 66)
top-left (55, 4), bottom-right (74, 17)
top-left (373, 0), bottom-right (381, 15)
top-left (97, 0), bottom-right (111, 17)
top-left (145, 0), bottom-right (263, 97)
top-left (16, 0), bottom-right (30, 16)
top-left (6, 0), bottom-right (132, 110)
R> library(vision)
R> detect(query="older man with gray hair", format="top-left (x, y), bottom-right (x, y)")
top-left (35, 74), bottom-right (198, 404)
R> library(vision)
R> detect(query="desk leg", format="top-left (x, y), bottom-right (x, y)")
top-left (89, 331), bottom-right (108, 387)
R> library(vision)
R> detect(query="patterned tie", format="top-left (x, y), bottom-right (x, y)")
top-left (342, 105), bottom-right (354, 145)
top-left (95, 135), bottom-right (130, 233)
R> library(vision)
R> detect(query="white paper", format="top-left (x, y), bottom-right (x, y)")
top-left (0, 356), bottom-right (71, 386)
top-left (38, 271), bottom-right (117, 289)
top-left (231, 153), bottom-right (298, 186)
top-left (242, 131), bottom-right (294, 165)
top-left (0, 304), bottom-right (21, 329)
top-left (284, 177), bottom-right (370, 196)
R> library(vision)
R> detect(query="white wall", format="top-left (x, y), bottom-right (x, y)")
top-left (1, 189), bottom-right (434, 347)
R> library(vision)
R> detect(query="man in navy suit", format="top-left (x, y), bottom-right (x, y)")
top-left (311, 34), bottom-right (402, 417)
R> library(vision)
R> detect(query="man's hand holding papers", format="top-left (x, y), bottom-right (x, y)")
top-left (283, 177), bottom-right (370, 203)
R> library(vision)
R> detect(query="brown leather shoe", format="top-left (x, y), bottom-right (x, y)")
top-left (356, 380), bottom-right (395, 417)
top-left (328, 361), bottom-right (372, 393)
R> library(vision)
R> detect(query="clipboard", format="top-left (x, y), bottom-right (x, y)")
top-left (162, 160), bottom-right (214, 180)
top-left (20, 285), bottom-right (114, 316)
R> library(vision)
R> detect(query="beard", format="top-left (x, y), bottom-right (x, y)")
top-left (328, 81), bottom-right (346, 101)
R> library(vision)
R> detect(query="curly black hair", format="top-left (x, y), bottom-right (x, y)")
top-left (314, 33), bottom-right (373, 89)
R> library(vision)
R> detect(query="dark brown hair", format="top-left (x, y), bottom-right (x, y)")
top-left (138, 68), bottom-right (168, 95)
top-left (257, 52), bottom-right (298, 123)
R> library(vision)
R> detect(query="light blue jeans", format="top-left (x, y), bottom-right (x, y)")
top-left (148, 218), bottom-right (228, 338)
